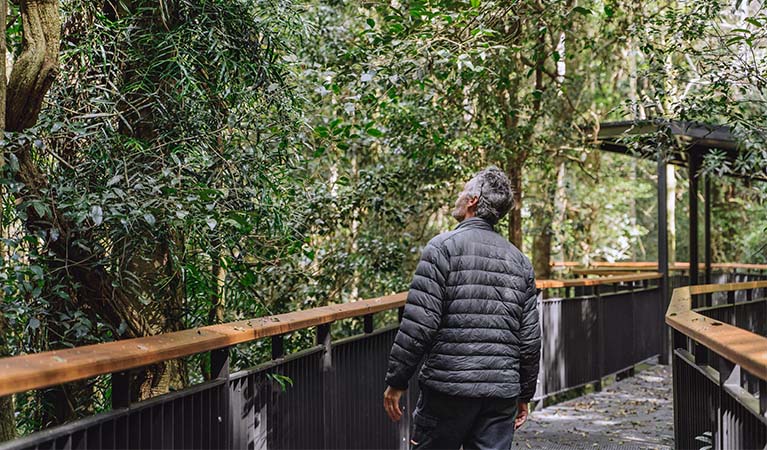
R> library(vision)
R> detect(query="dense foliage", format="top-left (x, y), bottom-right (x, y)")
top-left (1, 0), bottom-right (765, 438)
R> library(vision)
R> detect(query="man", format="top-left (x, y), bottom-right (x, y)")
top-left (383, 166), bottom-right (541, 450)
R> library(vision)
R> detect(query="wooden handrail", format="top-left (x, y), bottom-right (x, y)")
top-left (0, 292), bottom-right (407, 397)
top-left (551, 261), bottom-right (767, 271)
top-left (535, 272), bottom-right (661, 289)
top-left (665, 280), bottom-right (767, 381)
top-left (0, 273), bottom-right (662, 397)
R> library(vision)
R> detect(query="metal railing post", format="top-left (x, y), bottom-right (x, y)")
top-left (111, 370), bottom-right (131, 409)
top-left (363, 314), bottom-right (374, 334)
top-left (595, 284), bottom-right (604, 391)
top-left (694, 342), bottom-right (708, 367)
top-left (272, 335), bottom-right (285, 360)
top-left (318, 323), bottom-right (334, 450)
top-left (211, 346), bottom-right (231, 449)
top-left (717, 358), bottom-right (735, 450)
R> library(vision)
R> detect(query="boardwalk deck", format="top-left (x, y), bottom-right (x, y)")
top-left (515, 363), bottom-right (674, 450)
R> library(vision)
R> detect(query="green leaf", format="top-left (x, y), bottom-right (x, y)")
top-left (91, 205), bottom-right (104, 226)
top-left (604, 5), bottom-right (615, 17)
top-left (367, 128), bottom-right (384, 137)
top-left (29, 265), bottom-right (44, 279)
top-left (366, 18), bottom-right (375, 28)
top-left (31, 201), bottom-right (48, 219)
top-left (28, 318), bottom-right (41, 330)
top-left (573, 6), bottom-right (592, 15)
top-left (470, 0), bottom-right (480, 7)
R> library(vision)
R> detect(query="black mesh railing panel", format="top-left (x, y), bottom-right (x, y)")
top-left (672, 350), bottom-right (719, 450)
top-left (0, 380), bottom-right (229, 450)
top-left (721, 385), bottom-right (767, 450)
top-left (603, 290), bottom-right (637, 375)
top-left (633, 287), bottom-right (661, 362)
top-left (539, 296), bottom-right (600, 396)
top-left (330, 327), bottom-right (402, 449)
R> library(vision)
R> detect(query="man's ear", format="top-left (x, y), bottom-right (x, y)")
top-left (467, 196), bottom-right (479, 210)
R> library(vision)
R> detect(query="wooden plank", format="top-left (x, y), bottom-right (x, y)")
top-left (666, 283), bottom-right (767, 381)
top-left (549, 261), bottom-right (581, 267)
top-left (552, 261), bottom-right (767, 271)
top-left (535, 273), bottom-right (661, 289)
top-left (689, 280), bottom-right (767, 296)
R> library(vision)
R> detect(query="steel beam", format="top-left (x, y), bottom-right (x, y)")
top-left (658, 151), bottom-right (670, 364)
top-left (705, 175), bottom-right (712, 285)
top-left (689, 150), bottom-right (700, 286)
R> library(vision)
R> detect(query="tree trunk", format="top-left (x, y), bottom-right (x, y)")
top-left (533, 230), bottom-right (552, 280)
top-left (533, 164), bottom-right (557, 280)
top-left (0, 394), bottom-right (14, 442)
top-left (506, 157), bottom-right (524, 250)
top-left (667, 165), bottom-right (677, 263)
top-left (6, 0), bottom-right (60, 132)
top-left (553, 159), bottom-right (568, 262)
top-left (0, 0), bottom-right (18, 440)
top-left (1, 0), bottom-right (5, 135)
top-left (4, 0), bottom-right (163, 424)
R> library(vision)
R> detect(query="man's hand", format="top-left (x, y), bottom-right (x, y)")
top-left (383, 386), bottom-right (405, 422)
top-left (514, 402), bottom-right (529, 430)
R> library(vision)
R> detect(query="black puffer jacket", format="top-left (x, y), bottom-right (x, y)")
top-left (385, 217), bottom-right (540, 401)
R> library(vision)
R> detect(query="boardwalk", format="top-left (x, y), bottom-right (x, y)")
top-left (515, 362), bottom-right (674, 450)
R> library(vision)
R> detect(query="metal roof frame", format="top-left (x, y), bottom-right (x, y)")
top-left (595, 119), bottom-right (766, 181)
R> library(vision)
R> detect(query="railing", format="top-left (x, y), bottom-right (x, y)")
top-left (534, 273), bottom-right (663, 401)
top-left (551, 261), bottom-right (767, 270)
top-left (666, 278), bottom-right (767, 450)
top-left (0, 273), bottom-right (665, 449)
top-left (551, 261), bottom-right (767, 278)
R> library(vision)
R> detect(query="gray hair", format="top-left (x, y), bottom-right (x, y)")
top-left (465, 166), bottom-right (515, 225)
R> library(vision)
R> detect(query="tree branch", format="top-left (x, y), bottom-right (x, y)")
top-left (6, 0), bottom-right (61, 132)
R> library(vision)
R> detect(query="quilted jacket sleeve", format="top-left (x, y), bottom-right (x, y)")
top-left (518, 265), bottom-right (541, 402)
top-left (385, 241), bottom-right (449, 389)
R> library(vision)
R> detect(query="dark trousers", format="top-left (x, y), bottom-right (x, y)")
top-left (410, 385), bottom-right (518, 450)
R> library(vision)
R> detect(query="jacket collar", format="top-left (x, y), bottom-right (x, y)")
top-left (455, 217), bottom-right (495, 232)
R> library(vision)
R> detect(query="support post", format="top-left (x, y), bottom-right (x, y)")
top-left (694, 341), bottom-right (708, 367)
top-left (318, 324), bottom-right (334, 449)
top-left (212, 347), bottom-right (230, 380)
top-left (271, 335), bottom-right (285, 360)
top-left (658, 151), bottom-right (670, 364)
top-left (718, 358), bottom-right (736, 450)
top-left (689, 150), bottom-right (700, 286)
top-left (595, 284), bottom-right (604, 391)
top-left (111, 371), bottom-right (131, 409)
top-left (363, 314), bottom-right (374, 334)
top-left (672, 329), bottom-right (687, 353)
top-left (704, 175), bottom-right (712, 286)
top-left (211, 347), bottom-right (230, 449)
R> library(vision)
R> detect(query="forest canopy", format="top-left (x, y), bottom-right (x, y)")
top-left (1, 0), bottom-right (766, 438)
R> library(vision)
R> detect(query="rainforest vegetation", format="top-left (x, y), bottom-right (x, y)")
top-left (1, 0), bottom-right (766, 439)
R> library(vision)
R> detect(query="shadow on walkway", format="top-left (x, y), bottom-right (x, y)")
top-left (514, 363), bottom-right (674, 450)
